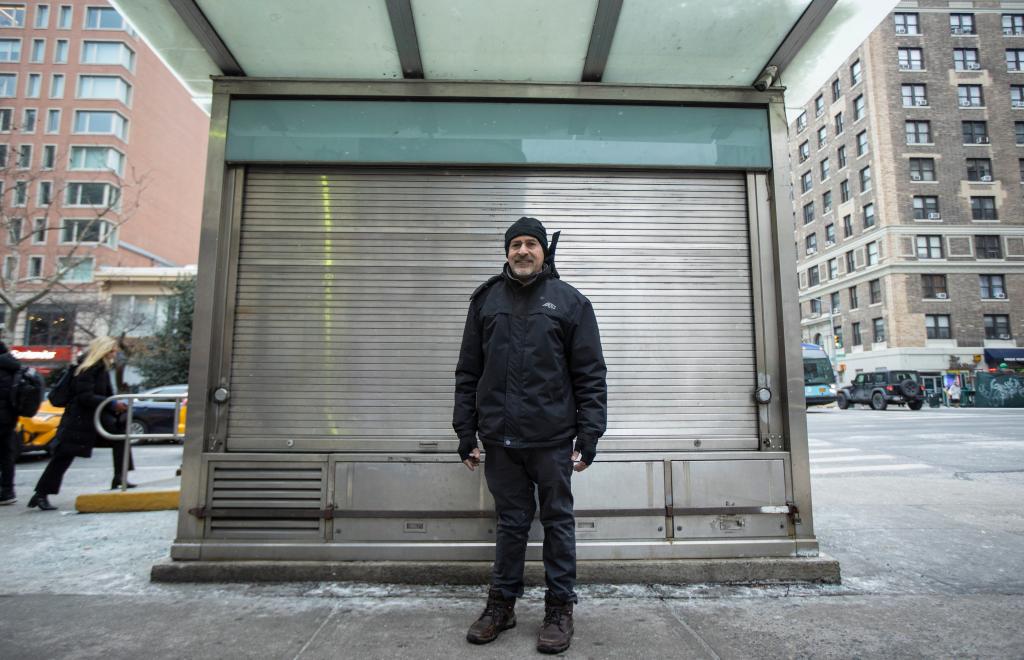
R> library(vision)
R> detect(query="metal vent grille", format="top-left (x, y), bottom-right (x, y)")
top-left (205, 463), bottom-right (326, 539)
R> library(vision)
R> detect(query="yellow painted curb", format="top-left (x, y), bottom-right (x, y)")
top-left (75, 489), bottom-right (180, 513)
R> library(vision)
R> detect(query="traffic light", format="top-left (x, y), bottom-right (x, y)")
top-left (834, 335), bottom-right (842, 348)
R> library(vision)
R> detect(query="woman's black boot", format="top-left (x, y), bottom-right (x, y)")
top-left (27, 493), bottom-right (57, 511)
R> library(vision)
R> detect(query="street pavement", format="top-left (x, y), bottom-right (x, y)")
top-left (0, 409), bottom-right (1022, 659)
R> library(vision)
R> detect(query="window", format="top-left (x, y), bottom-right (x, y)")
top-left (6, 217), bottom-right (20, 244)
top-left (962, 120), bottom-right (989, 144)
top-left (796, 111), bottom-right (807, 132)
top-left (971, 197), bottom-right (997, 220)
top-left (0, 143), bottom-right (7, 164)
top-left (906, 120), bottom-right (931, 144)
top-left (834, 112), bottom-right (844, 135)
top-left (869, 278), bottom-right (882, 304)
top-left (65, 182), bottom-right (119, 208)
top-left (24, 72), bottom-right (39, 97)
top-left (840, 179), bottom-right (850, 202)
top-left (851, 321), bottom-right (862, 346)
top-left (817, 125), bottom-right (827, 148)
top-left (850, 60), bottom-right (862, 86)
top-left (1013, 85), bottom-right (1024, 108)
top-left (856, 131), bottom-right (869, 157)
top-left (798, 141), bottom-right (809, 162)
top-left (57, 5), bottom-right (71, 29)
top-left (845, 250), bottom-right (855, 272)
top-left (0, 38), bottom-right (20, 62)
top-left (967, 158), bottom-right (993, 181)
top-left (863, 203), bottom-right (875, 228)
top-left (69, 146), bottom-right (124, 174)
top-left (27, 255), bottom-right (42, 279)
top-left (0, 73), bottom-right (16, 97)
top-left (984, 315), bottom-right (1011, 339)
top-left (913, 196), bottom-right (940, 220)
top-left (21, 107), bottom-right (35, 132)
top-left (34, 4), bottom-right (47, 27)
top-left (16, 144), bottom-right (30, 168)
top-left (12, 180), bottom-right (27, 206)
top-left (1020, 158), bottom-right (1024, 182)
top-left (917, 235), bottom-right (944, 259)
top-left (820, 158), bottom-right (830, 181)
top-left (922, 274), bottom-right (948, 299)
top-left (805, 233), bottom-right (817, 255)
top-left (1009, 50), bottom-right (1024, 71)
top-left (31, 217), bottom-right (45, 244)
top-left (0, 4), bottom-right (25, 27)
top-left (853, 94), bottom-right (866, 121)
top-left (902, 84), bottom-right (927, 106)
top-left (1005, 13), bottom-right (1024, 35)
top-left (1017, 122), bottom-right (1024, 144)
top-left (77, 75), bottom-right (131, 104)
top-left (895, 12), bottom-right (919, 35)
top-left (873, 318), bottom-right (885, 343)
top-left (958, 85), bottom-right (983, 107)
top-left (910, 158), bottom-right (935, 181)
top-left (831, 78), bottom-right (841, 101)
top-left (859, 165), bottom-right (872, 193)
top-left (849, 285), bottom-right (859, 310)
top-left (37, 180), bottom-right (51, 206)
top-left (809, 298), bottom-right (822, 316)
top-left (975, 235), bottom-right (1002, 259)
top-left (815, 94), bottom-right (825, 117)
top-left (822, 190), bottom-right (832, 213)
top-left (801, 171), bottom-right (812, 193)
top-left (57, 256), bottom-right (94, 282)
top-left (60, 218), bottom-right (115, 245)
top-left (825, 223), bottom-right (836, 244)
top-left (837, 145), bottom-right (847, 169)
top-left (73, 110), bottom-right (127, 139)
top-left (866, 241), bottom-right (879, 266)
top-left (24, 305), bottom-right (75, 344)
top-left (950, 13), bottom-right (975, 35)
top-left (828, 258), bottom-right (838, 280)
top-left (85, 6), bottom-right (128, 30)
top-left (3, 255), bottom-right (17, 280)
top-left (110, 295), bottom-right (171, 337)
top-left (29, 37), bottom-right (42, 62)
top-left (808, 266), bottom-right (820, 287)
top-left (49, 73), bottom-right (63, 98)
top-left (53, 39), bottom-right (67, 63)
top-left (41, 144), bottom-right (55, 169)
top-left (81, 41), bottom-right (134, 70)
top-left (842, 215), bottom-right (853, 239)
top-left (45, 108), bottom-right (59, 133)
top-left (926, 315), bottom-right (951, 339)
top-left (954, 48), bottom-right (980, 70)
top-left (898, 48), bottom-right (923, 70)
top-left (830, 292), bottom-right (841, 313)
top-left (803, 201), bottom-right (815, 224)
top-left (980, 274), bottom-right (1006, 299)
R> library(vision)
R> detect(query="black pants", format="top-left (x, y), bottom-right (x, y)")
top-left (34, 440), bottom-right (134, 496)
top-left (484, 442), bottom-right (577, 603)
top-left (0, 424), bottom-right (16, 494)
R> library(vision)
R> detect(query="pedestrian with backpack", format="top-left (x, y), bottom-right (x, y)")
top-left (0, 342), bottom-right (25, 505)
top-left (28, 336), bottom-right (132, 511)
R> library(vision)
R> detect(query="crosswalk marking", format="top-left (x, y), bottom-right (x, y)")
top-left (811, 454), bottom-right (895, 463)
top-left (811, 464), bottom-right (931, 475)
top-left (809, 448), bottom-right (860, 455)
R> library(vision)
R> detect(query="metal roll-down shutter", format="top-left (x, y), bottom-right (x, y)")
top-left (228, 168), bottom-right (758, 452)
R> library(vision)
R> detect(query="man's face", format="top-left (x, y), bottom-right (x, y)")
top-left (507, 235), bottom-right (544, 278)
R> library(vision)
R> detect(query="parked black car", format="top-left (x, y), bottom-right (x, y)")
top-left (127, 384), bottom-right (188, 442)
top-left (837, 370), bottom-right (925, 410)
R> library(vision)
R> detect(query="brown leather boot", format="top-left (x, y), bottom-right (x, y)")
top-left (466, 587), bottom-right (516, 645)
top-left (536, 593), bottom-right (574, 654)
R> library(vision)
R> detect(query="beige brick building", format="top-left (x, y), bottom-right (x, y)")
top-left (788, 0), bottom-right (1024, 392)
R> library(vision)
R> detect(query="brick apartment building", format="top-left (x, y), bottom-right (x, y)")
top-left (788, 0), bottom-right (1024, 391)
top-left (0, 0), bottom-right (206, 352)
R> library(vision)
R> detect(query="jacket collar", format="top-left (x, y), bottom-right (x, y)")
top-left (503, 262), bottom-right (552, 289)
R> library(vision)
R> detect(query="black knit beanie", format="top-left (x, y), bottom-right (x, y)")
top-left (504, 216), bottom-right (548, 256)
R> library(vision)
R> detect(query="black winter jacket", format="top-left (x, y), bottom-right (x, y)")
top-left (54, 363), bottom-right (119, 458)
top-left (453, 264), bottom-right (607, 451)
top-left (0, 350), bottom-right (21, 431)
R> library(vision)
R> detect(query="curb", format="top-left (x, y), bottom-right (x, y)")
top-left (76, 489), bottom-right (180, 513)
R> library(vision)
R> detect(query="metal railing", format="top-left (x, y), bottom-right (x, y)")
top-left (94, 393), bottom-right (187, 492)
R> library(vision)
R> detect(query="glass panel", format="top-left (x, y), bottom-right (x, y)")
top-left (226, 99), bottom-right (772, 168)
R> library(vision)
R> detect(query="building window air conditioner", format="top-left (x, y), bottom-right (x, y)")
top-left (935, 292), bottom-right (948, 299)
top-left (928, 212), bottom-right (941, 219)
top-left (967, 62), bottom-right (981, 70)
top-left (960, 98), bottom-right (973, 106)
top-left (1013, 100), bottom-right (1024, 108)
top-left (806, 248), bottom-right (815, 255)
top-left (975, 136), bottom-right (990, 144)
top-left (911, 173), bottom-right (922, 181)
top-left (999, 333), bottom-right (1012, 340)
top-left (896, 26), bottom-right (907, 34)
top-left (980, 175), bottom-right (993, 182)
top-left (953, 27), bottom-right (963, 35)
top-left (995, 292), bottom-right (1007, 299)
top-left (916, 98), bottom-right (929, 106)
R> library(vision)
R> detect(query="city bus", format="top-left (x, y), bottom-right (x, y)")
top-left (802, 342), bottom-right (837, 407)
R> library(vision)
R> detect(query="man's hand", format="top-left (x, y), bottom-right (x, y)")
top-left (463, 447), bottom-right (481, 471)
top-left (572, 450), bottom-right (589, 472)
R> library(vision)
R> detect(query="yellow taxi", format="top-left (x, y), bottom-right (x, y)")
top-left (17, 400), bottom-right (64, 457)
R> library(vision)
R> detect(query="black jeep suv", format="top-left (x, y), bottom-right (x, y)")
top-left (837, 370), bottom-right (925, 411)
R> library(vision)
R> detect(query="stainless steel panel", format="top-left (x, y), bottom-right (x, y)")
top-left (227, 168), bottom-right (759, 452)
top-left (671, 459), bottom-right (786, 508)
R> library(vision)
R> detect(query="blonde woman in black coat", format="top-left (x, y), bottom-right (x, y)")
top-left (28, 336), bottom-right (131, 511)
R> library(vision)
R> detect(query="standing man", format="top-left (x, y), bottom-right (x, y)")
top-left (453, 216), bottom-right (607, 654)
top-left (0, 342), bottom-right (24, 505)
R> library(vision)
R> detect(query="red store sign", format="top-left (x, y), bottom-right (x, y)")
top-left (10, 345), bottom-right (74, 363)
